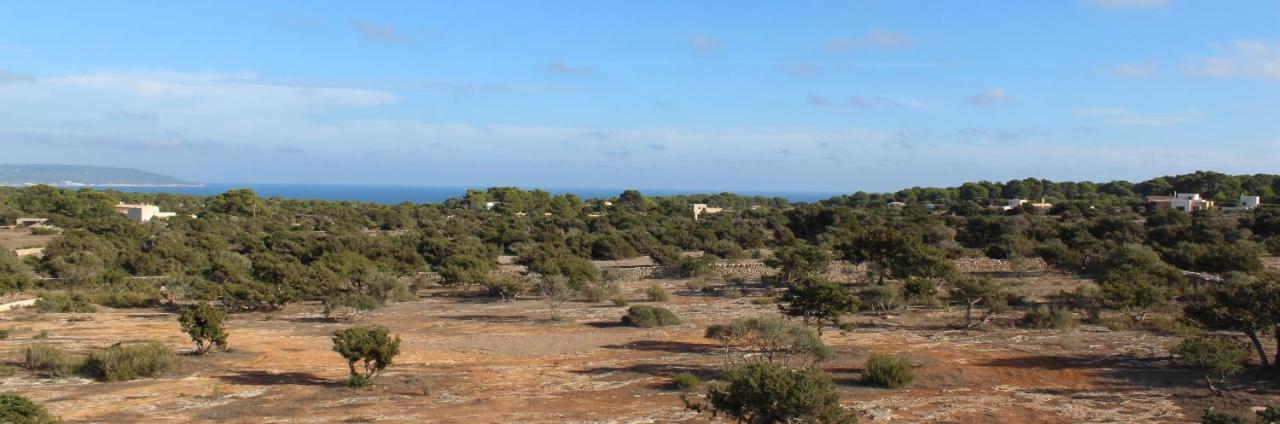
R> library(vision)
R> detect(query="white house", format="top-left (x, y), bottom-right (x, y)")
top-left (1147, 193), bottom-right (1214, 211)
top-left (115, 202), bottom-right (178, 223)
top-left (692, 203), bottom-right (725, 220)
top-left (1238, 195), bottom-right (1262, 209)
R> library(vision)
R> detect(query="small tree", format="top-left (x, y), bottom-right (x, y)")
top-left (947, 276), bottom-right (1009, 329)
top-left (538, 275), bottom-right (574, 320)
top-left (862, 353), bottom-right (915, 389)
top-left (705, 316), bottom-right (831, 366)
top-left (1173, 336), bottom-right (1246, 396)
top-left (177, 302), bottom-right (228, 354)
top-left (779, 277), bottom-right (858, 334)
top-left (332, 325), bottom-right (401, 387)
top-left (764, 243), bottom-right (832, 284)
top-left (0, 250), bottom-right (34, 302)
top-left (693, 362), bottom-right (857, 424)
top-left (1183, 272), bottom-right (1279, 370)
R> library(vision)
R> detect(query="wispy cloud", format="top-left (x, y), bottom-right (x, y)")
top-left (689, 33), bottom-right (721, 52)
top-left (352, 19), bottom-right (409, 44)
top-left (46, 71), bottom-right (396, 108)
top-left (0, 69), bottom-right (36, 84)
top-left (1112, 63), bottom-right (1155, 78)
top-left (112, 110), bottom-right (157, 120)
top-left (809, 94), bottom-right (923, 110)
top-left (1084, 0), bottom-right (1168, 12)
top-left (547, 61), bottom-right (593, 76)
top-left (1074, 107), bottom-right (1203, 126)
top-left (780, 63), bottom-right (816, 78)
top-left (1186, 40), bottom-right (1280, 81)
top-left (966, 88), bottom-right (1011, 107)
top-left (824, 29), bottom-right (914, 53)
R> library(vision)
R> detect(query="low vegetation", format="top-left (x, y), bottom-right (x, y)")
top-left (81, 342), bottom-right (178, 382)
top-left (0, 393), bottom-right (59, 424)
top-left (177, 302), bottom-right (228, 354)
top-left (690, 362), bottom-right (857, 424)
top-left (332, 325), bottom-right (401, 387)
top-left (621, 305), bottom-right (680, 328)
top-left (862, 353), bottom-right (915, 389)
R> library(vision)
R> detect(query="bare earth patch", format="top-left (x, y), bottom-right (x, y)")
top-left (2, 274), bottom-right (1276, 423)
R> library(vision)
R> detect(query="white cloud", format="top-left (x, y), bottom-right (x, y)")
top-left (1084, 0), bottom-right (1168, 11)
top-left (966, 88), bottom-right (1010, 107)
top-left (824, 29), bottom-right (914, 53)
top-left (352, 19), bottom-right (409, 44)
top-left (0, 69), bottom-right (36, 84)
top-left (689, 33), bottom-right (720, 52)
top-left (1187, 40), bottom-right (1280, 80)
top-left (44, 71), bottom-right (396, 108)
top-left (1074, 107), bottom-right (1203, 126)
top-left (1112, 63), bottom-right (1155, 78)
top-left (547, 62), bottom-right (593, 76)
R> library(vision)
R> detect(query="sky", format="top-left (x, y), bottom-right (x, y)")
top-left (1, 0), bottom-right (1278, 192)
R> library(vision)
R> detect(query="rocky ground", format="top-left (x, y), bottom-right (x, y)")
top-left (2, 270), bottom-right (1277, 423)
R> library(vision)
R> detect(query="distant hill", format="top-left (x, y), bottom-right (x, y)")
top-left (0, 164), bottom-right (199, 187)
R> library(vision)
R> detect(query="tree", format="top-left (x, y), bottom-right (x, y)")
top-left (1173, 336), bottom-right (1246, 396)
top-left (1097, 244), bottom-right (1185, 324)
top-left (778, 277), bottom-right (858, 334)
top-left (764, 243), bottom-right (831, 284)
top-left (947, 276), bottom-right (1010, 329)
top-left (704, 316), bottom-right (831, 366)
top-left (332, 325), bottom-right (401, 387)
top-left (436, 254), bottom-right (494, 290)
top-left (177, 302), bottom-right (228, 354)
top-left (694, 362), bottom-right (857, 424)
top-left (1183, 272), bottom-right (1279, 370)
top-left (538, 275), bottom-right (574, 320)
top-left (0, 250), bottom-right (34, 301)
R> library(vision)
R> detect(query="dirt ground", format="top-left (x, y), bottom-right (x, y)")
top-left (2, 271), bottom-right (1277, 423)
top-left (0, 227), bottom-right (56, 251)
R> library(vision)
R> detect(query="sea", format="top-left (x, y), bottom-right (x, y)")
top-left (89, 183), bottom-right (842, 204)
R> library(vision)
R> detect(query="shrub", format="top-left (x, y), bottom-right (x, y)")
top-left (0, 393), bottom-right (59, 424)
top-left (322, 293), bottom-right (380, 322)
top-left (610, 296), bottom-right (630, 307)
top-left (1174, 336), bottom-right (1246, 395)
top-left (82, 342), bottom-right (178, 382)
top-left (722, 287), bottom-right (743, 299)
top-left (857, 285), bottom-right (903, 315)
top-left (686, 278), bottom-right (709, 292)
top-left (580, 280), bottom-right (622, 303)
top-left (705, 316), bottom-right (831, 366)
top-left (671, 372), bottom-right (701, 392)
top-left (699, 362), bottom-right (856, 424)
top-left (90, 291), bottom-right (158, 309)
top-left (902, 278), bottom-right (941, 307)
top-left (1256, 406), bottom-right (1279, 423)
top-left (482, 273), bottom-right (526, 301)
top-left (1016, 306), bottom-right (1078, 330)
top-left (645, 284), bottom-right (672, 302)
top-left (0, 328), bottom-right (8, 339)
top-left (24, 344), bottom-right (78, 377)
top-left (34, 292), bottom-right (97, 313)
top-left (1201, 409), bottom-right (1245, 424)
top-left (332, 325), bottom-right (401, 387)
top-left (0, 365), bottom-right (15, 377)
top-left (622, 305), bottom-right (681, 328)
top-left (862, 353), bottom-right (914, 389)
top-left (750, 296), bottom-right (776, 305)
top-left (178, 302), bottom-right (229, 354)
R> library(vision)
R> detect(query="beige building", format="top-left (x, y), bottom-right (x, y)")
top-left (115, 202), bottom-right (178, 223)
top-left (692, 203), bottom-right (725, 220)
top-left (1146, 193), bottom-right (1214, 211)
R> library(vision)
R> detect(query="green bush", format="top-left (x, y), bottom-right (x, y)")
top-left (0, 365), bottom-right (16, 377)
top-left (482, 274), bottom-right (525, 301)
top-left (701, 362), bottom-right (855, 423)
top-left (0, 393), bottom-right (60, 424)
top-left (177, 302), bottom-right (228, 354)
top-left (82, 342), bottom-right (178, 382)
top-left (722, 287), bottom-right (743, 299)
top-left (686, 278), bottom-right (709, 292)
top-left (1016, 306), bottom-right (1078, 329)
top-left (332, 325), bottom-right (401, 387)
top-left (863, 353), bottom-right (915, 389)
top-left (645, 284), bottom-right (672, 302)
top-left (671, 372), bottom-right (701, 392)
top-left (610, 296), bottom-right (630, 307)
top-left (34, 292), bottom-right (97, 313)
top-left (23, 344), bottom-right (79, 378)
top-left (621, 305), bottom-right (681, 328)
top-left (1174, 336), bottom-right (1246, 394)
top-left (1201, 409), bottom-right (1245, 424)
top-left (0, 328), bottom-right (8, 339)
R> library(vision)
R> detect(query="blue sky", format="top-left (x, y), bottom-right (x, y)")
top-left (1, 0), bottom-right (1277, 192)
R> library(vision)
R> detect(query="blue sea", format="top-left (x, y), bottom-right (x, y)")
top-left (94, 183), bottom-right (841, 204)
